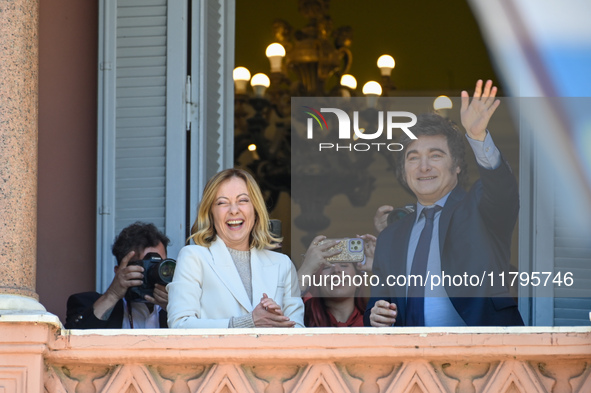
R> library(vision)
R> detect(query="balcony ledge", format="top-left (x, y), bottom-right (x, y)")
top-left (1, 316), bottom-right (590, 392)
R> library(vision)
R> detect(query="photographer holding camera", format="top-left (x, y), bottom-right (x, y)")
top-left (65, 222), bottom-right (172, 329)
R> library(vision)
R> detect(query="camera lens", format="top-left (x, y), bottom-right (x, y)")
top-left (387, 206), bottom-right (415, 225)
top-left (158, 260), bottom-right (176, 284)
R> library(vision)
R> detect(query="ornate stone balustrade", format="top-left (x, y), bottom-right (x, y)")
top-left (1, 314), bottom-right (590, 392)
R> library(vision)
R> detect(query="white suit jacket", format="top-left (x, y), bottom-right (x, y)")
top-left (167, 238), bottom-right (305, 328)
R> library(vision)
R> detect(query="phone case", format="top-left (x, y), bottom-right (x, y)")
top-left (319, 238), bottom-right (365, 263)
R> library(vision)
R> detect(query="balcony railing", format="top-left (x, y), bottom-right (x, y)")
top-left (1, 314), bottom-right (590, 392)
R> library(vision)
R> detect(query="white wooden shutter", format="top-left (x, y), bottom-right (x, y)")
top-left (96, 0), bottom-right (188, 291)
top-left (188, 0), bottom-right (235, 229)
top-left (552, 188), bottom-right (591, 326)
top-left (519, 125), bottom-right (591, 326)
top-left (97, 0), bottom-right (234, 291)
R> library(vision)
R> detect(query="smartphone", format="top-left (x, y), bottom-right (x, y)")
top-left (319, 238), bottom-right (365, 263)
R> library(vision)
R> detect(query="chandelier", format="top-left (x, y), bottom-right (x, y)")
top-left (233, 0), bottom-right (404, 246)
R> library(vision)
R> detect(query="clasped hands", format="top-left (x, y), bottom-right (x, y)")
top-left (252, 293), bottom-right (295, 327)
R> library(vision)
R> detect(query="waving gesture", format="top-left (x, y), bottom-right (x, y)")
top-left (460, 79), bottom-right (500, 141)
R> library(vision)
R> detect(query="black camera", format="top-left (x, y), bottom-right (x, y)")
top-left (269, 219), bottom-right (283, 251)
top-left (387, 204), bottom-right (416, 225)
top-left (269, 219), bottom-right (282, 238)
top-left (125, 252), bottom-right (176, 303)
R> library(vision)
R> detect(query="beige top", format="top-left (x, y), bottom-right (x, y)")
top-left (227, 247), bottom-right (255, 328)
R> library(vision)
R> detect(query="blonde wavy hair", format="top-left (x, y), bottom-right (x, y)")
top-left (188, 168), bottom-right (281, 249)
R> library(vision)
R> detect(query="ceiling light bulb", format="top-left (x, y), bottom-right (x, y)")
top-left (250, 73), bottom-right (270, 97)
top-left (233, 67), bottom-right (251, 94)
top-left (340, 74), bottom-right (357, 90)
top-left (265, 43), bottom-right (286, 58)
top-left (362, 81), bottom-right (382, 96)
top-left (251, 73), bottom-right (270, 88)
top-left (433, 95), bottom-right (453, 110)
top-left (377, 55), bottom-right (395, 76)
top-left (363, 81), bottom-right (382, 108)
top-left (266, 43), bottom-right (286, 73)
top-left (233, 66), bottom-right (251, 81)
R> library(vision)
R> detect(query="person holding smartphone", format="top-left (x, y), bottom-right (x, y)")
top-left (299, 234), bottom-right (376, 327)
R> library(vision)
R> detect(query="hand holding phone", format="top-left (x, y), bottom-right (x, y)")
top-left (319, 238), bottom-right (365, 263)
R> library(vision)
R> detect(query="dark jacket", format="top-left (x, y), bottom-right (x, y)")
top-left (365, 158), bottom-right (524, 327)
top-left (65, 291), bottom-right (168, 329)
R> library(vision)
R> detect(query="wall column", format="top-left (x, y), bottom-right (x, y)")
top-left (0, 0), bottom-right (44, 311)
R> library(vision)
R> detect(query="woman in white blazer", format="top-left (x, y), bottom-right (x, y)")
top-left (167, 168), bottom-right (304, 328)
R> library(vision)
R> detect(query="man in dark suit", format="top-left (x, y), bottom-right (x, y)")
top-left (65, 222), bottom-right (170, 329)
top-left (365, 80), bottom-right (524, 327)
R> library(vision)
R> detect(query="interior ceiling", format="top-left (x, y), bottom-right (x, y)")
top-left (235, 0), bottom-right (502, 95)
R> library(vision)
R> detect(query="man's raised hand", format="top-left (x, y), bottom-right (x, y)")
top-left (460, 79), bottom-right (500, 141)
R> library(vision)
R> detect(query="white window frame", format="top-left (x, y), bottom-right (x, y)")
top-left (96, 0), bottom-right (234, 292)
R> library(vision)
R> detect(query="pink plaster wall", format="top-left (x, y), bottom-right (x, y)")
top-left (37, 0), bottom-right (98, 323)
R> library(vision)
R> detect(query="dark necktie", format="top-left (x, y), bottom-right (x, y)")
top-left (406, 205), bottom-right (442, 327)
